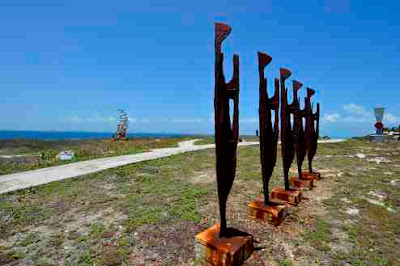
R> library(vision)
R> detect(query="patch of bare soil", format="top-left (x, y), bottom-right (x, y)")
top-left (188, 170), bottom-right (215, 185)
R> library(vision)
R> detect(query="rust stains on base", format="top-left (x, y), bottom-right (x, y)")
top-left (248, 200), bottom-right (286, 225)
top-left (289, 177), bottom-right (314, 191)
top-left (301, 171), bottom-right (321, 181)
top-left (195, 224), bottom-right (254, 266)
top-left (270, 186), bottom-right (302, 205)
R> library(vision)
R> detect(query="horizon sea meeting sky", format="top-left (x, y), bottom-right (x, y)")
top-left (1, 0), bottom-right (399, 138)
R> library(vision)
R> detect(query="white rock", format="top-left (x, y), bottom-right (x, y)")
top-left (346, 207), bottom-right (359, 216)
top-left (367, 157), bottom-right (391, 164)
top-left (341, 198), bottom-right (351, 204)
top-left (390, 180), bottom-right (399, 186)
top-left (356, 153), bottom-right (366, 159)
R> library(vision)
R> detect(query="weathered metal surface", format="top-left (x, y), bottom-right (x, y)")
top-left (292, 81), bottom-right (307, 180)
top-left (270, 186), bottom-right (302, 205)
top-left (280, 67), bottom-right (294, 190)
top-left (214, 22), bottom-right (240, 237)
top-left (248, 200), bottom-right (286, 225)
top-left (301, 171), bottom-right (321, 181)
top-left (304, 88), bottom-right (320, 173)
top-left (195, 224), bottom-right (254, 266)
top-left (258, 52), bottom-right (279, 206)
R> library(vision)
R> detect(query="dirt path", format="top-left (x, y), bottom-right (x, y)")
top-left (0, 139), bottom-right (346, 195)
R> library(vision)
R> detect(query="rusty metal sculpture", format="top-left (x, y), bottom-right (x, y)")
top-left (258, 52), bottom-right (279, 205)
top-left (292, 81), bottom-right (306, 180)
top-left (304, 88), bottom-right (320, 173)
top-left (214, 22), bottom-right (240, 237)
top-left (280, 68), bottom-right (294, 190)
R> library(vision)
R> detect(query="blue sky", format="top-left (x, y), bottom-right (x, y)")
top-left (1, 0), bottom-right (399, 137)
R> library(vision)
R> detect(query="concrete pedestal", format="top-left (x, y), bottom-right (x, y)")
top-left (195, 224), bottom-right (254, 266)
top-left (270, 187), bottom-right (302, 205)
top-left (289, 177), bottom-right (314, 190)
top-left (248, 199), bottom-right (286, 225)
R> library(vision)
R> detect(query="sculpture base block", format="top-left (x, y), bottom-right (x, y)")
top-left (248, 200), bottom-right (286, 225)
top-left (289, 177), bottom-right (314, 191)
top-left (301, 171), bottom-right (321, 181)
top-left (194, 224), bottom-right (254, 266)
top-left (270, 187), bottom-right (302, 205)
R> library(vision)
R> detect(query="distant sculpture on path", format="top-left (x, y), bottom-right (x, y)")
top-left (258, 52), bottom-right (279, 205)
top-left (114, 109), bottom-right (129, 140)
top-left (304, 88), bottom-right (320, 173)
top-left (280, 67), bottom-right (294, 190)
top-left (214, 22), bottom-right (240, 237)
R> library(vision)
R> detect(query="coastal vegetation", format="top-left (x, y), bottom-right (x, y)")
top-left (0, 138), bottom-right (187, 175)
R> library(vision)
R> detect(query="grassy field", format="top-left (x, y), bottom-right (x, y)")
top-left (0, 138), bottom-right (188, 175)
top-left (0, 140), bottom-right (399, 265)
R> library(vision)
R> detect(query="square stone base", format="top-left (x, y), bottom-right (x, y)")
top-left (302, 171), bottom-right (321, 181)
top-left (248, 199), bottom-right (286, 225)
top-left (270, 187), bottom-right (302, 205)
top-left (289, 177), bottom-right (314, 191)
top-left (195, 224), bottom-right (254, 266)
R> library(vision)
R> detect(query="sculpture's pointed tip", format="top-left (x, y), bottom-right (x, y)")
top-left (280, 67), bottom-right (291, 80)
top-left (258, 52), bottom-right (272, 68)
top-left (307, 87), bottom-right (315, 96)
top-left (215, 22), bottom-right (231, 42)
top-left (293, 80), bottom-right (303, 90)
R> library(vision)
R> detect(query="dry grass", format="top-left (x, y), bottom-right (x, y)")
top-left (0, 139), bottom-right (399, 265)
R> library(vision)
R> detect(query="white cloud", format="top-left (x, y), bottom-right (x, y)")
top-left (343, 103), bottom-right (367, 115)
top-left (341, 103), bottom-right (374, 123)
top-left (86, 116), bottom-right (115, 123)
top-left (65, 115), bottom-right (115, 123)
top-left (342, 116), bottom-right (369, 123)
top-left (209, 113), bottom-right (214, 124)
top-left (169, 118), bottom-right (202, 123)
top-left (323, 113), bottom-right (341, 123)
top-left (385, 113), bottom-right (400, 124)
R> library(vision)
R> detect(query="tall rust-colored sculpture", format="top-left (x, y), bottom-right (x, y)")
top-left (270, 68), bottom-right (303, 205)
top-left (248, 52), bottom-right (286, 225)
top-left (195, 23), bottom-right (253, 266)
top-left (258, 52), bottom-right (279, 205)
top-left (291, 81), bottom-right (306, 179)
top-left (280, 68), bottom-right (294, 190)
top-left (214, 22), bottom-right (240, 237)
top-left (305, 88), bottom-right (320, 173)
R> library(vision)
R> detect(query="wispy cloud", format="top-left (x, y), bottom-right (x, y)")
top-left (65, 114), bottom-right (115, 123)
top-left (323, 104), bottom-right (399, 126)
top-left (343, 103), bottom-right (367, 115)
top-left (169, 118), bottom-right (202, 123)
top-left (323, 113), bottom-right (341, 123)
top-left (386, 113), bottom-right (400, 124)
